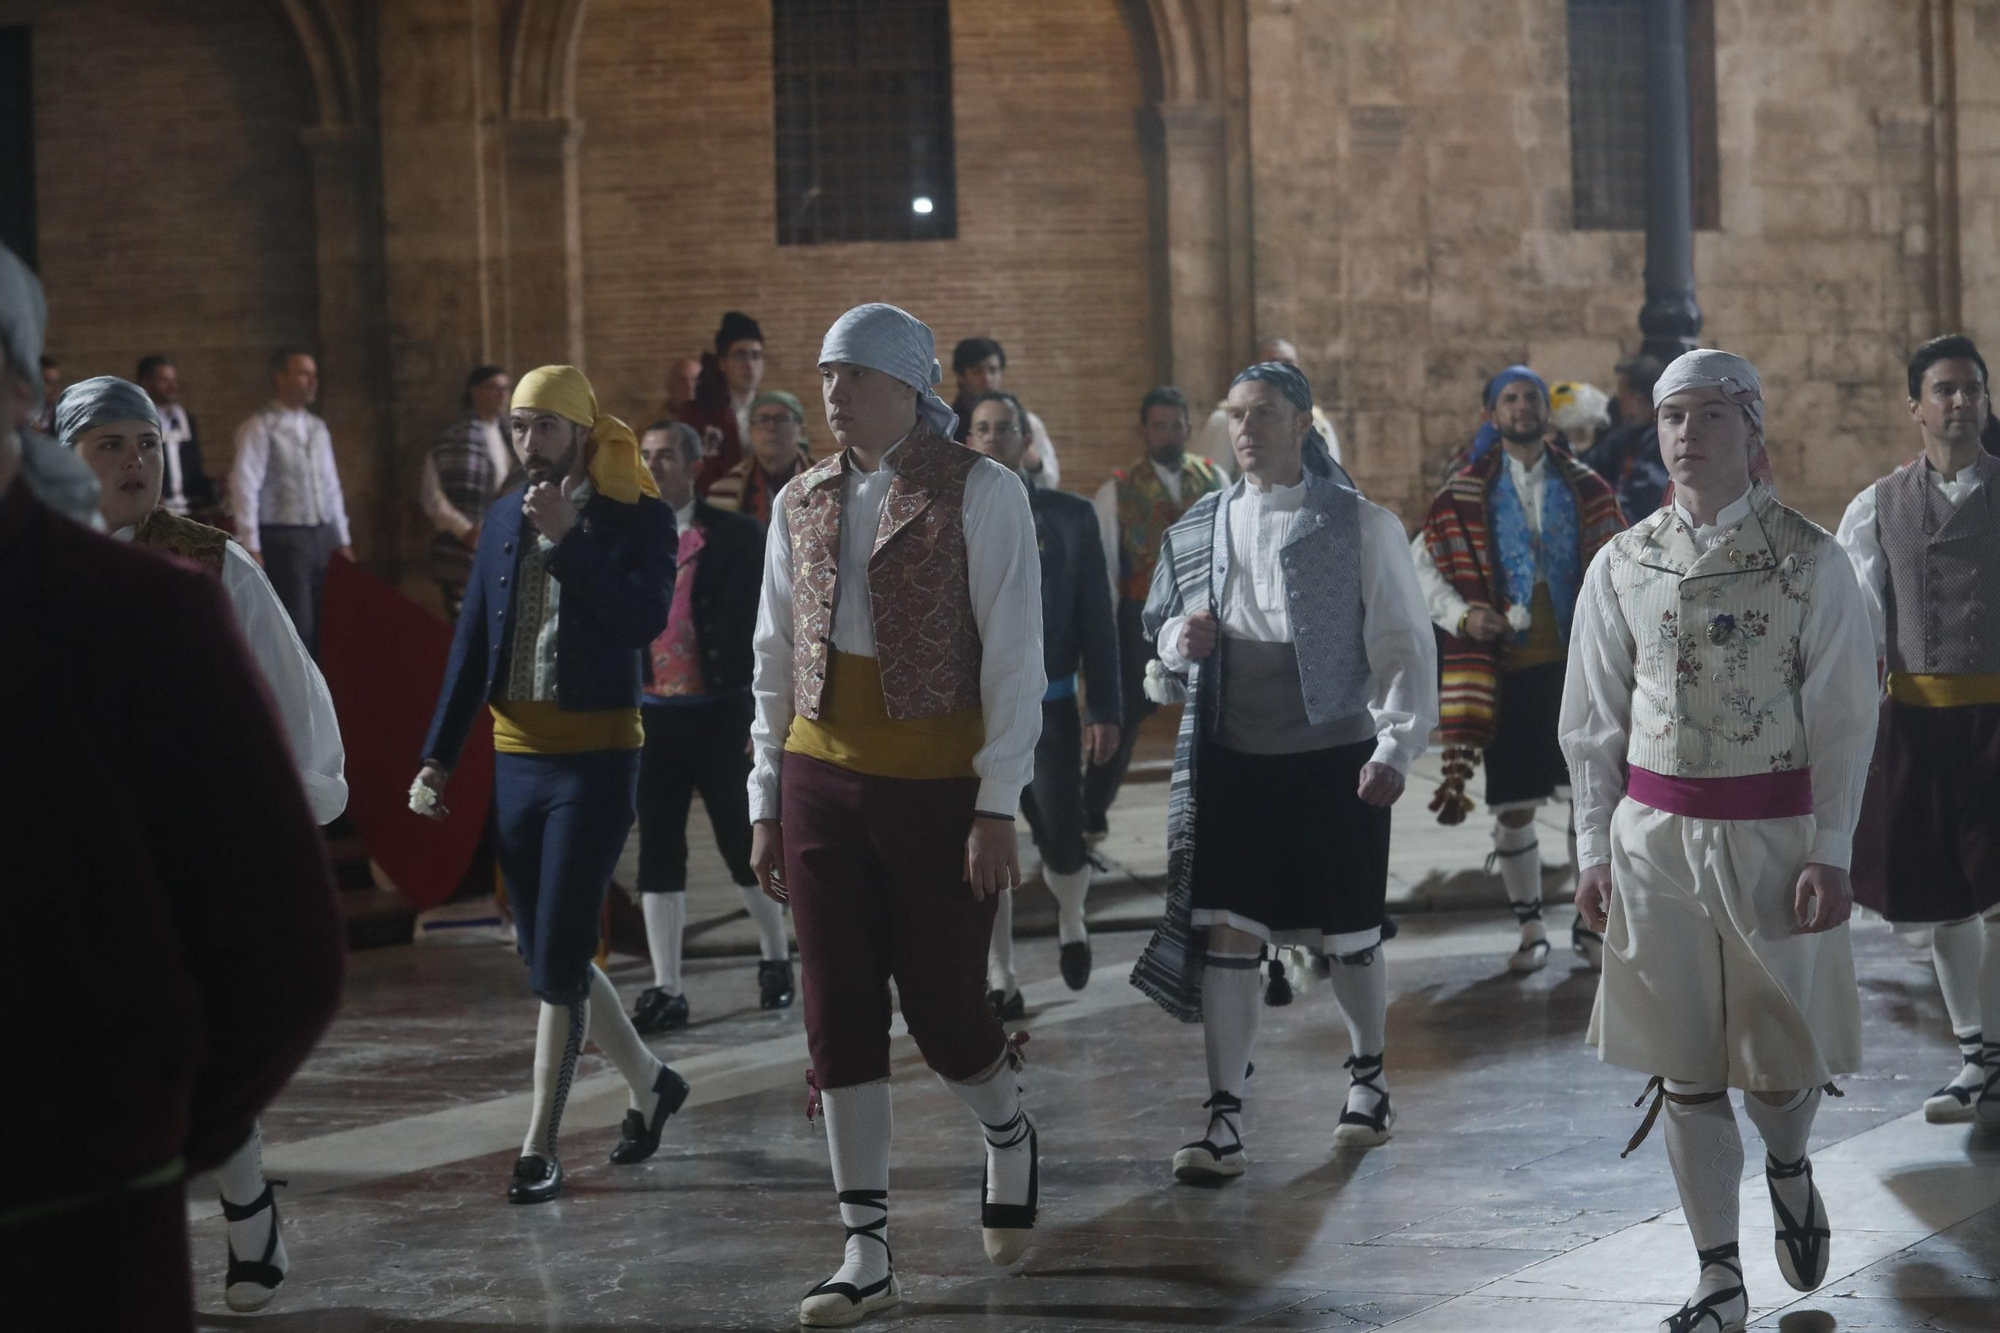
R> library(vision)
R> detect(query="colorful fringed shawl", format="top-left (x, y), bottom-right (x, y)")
top-left (1418, 440), bottom-right (1624, 823)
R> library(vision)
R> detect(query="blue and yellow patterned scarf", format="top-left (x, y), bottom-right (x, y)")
top-left (1488, 456), bottom-right (1582, 643)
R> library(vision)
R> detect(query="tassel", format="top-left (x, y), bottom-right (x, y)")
top-left (805, 1069), bottom-right (822, 1124)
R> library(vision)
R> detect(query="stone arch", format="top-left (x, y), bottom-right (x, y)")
top-left (277, 0), bottom-right (363, 128)
top-left (504, 0), bottom-right (592, 119)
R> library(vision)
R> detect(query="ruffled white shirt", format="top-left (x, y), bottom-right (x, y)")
top-left (116, 525), bottom-right (349, 824)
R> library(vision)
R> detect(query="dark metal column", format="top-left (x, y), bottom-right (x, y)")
top-left (1639, 0), bottom-right (1702, 360)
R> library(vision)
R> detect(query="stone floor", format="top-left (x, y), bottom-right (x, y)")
top-left (190, 775), bottom-right (2000, 1332)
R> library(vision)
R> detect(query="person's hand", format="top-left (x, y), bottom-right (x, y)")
top-left (1179, 610), bottom-right (1220, 662)
top-left (522, 482), bottom-right (578, 543)
top-left (1023, 442), bottom-right (1044, 474)
top-left (336, 545), bottom-right (355, 562)
top-left (701, 425), bottom-right (724, 458)
top-left (1794, 863), bottom-right (1852, 934)
top-left (1575, 864), bottom-right (1612, 933)
top-left (963, 816), bottom-right (1020, 902)
top-left (461, 524), bottom-right (480, 551)
top-left (249, 549), bottom-right (265, 568)
top-left (1085, 723), bottom-right (1120, 767)
top-left (752, 820), bottom-right (786, 904)
top-left (1356, 762), bottom-right (1405, 808)
top-left (1461, 606), bottom-right (1508, 642)
top-left (412, 762), bottom-right (450, 822)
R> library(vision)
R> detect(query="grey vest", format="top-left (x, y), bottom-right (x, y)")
top-left (1205, 476), bottom-right (1371, 748)
top-left (1876, 453), bottom-right (2000, 675)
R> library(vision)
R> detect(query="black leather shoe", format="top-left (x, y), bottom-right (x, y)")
top-left (1059, 941), bottom-right (1092, 991)
top-left (988, 988), bottom-right (1025, 1020)
top-left (507, 1154), bottom-right (562, 1204)
top-left (1263, 960), bottom-right (1293, 1008)
top-left (632, 987), bottom-right (689, 1034)
top-left (758, 959), bottom-right (796, 1009)
top-left (609, 1064), bottom-right (691, 1164)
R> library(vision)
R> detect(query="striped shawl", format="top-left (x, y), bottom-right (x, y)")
top-left (1417, 440), bottom-right (1623, 822)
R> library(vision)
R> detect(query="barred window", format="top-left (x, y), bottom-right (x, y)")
top-left (773, 0), bottom-right (956, 247)
top-left (1566, 0), bottom-right (1719, 231)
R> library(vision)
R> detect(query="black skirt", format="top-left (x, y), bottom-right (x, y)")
top-left (1189, 738), bottom-right (1391, 947)
top-left (1852, 697), bottom-right (2000, 923)
top-left (1485, 660), bottom-right (1571, 807)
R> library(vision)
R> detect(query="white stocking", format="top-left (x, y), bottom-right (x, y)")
top-left (640, 892), bottom-right (685, 993)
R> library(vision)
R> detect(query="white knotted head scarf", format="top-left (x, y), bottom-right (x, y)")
top-left (818, 303), bottom-right (958, 438)
top-left (1654, 347), bottom-right (1773, 487)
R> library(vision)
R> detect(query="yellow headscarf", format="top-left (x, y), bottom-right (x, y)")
top-left (511, 365), bottom-right (659, 504)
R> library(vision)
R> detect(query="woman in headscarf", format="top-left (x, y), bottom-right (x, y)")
top-left (1560, 348), bottom-right (1877, 1333)
top-left (410, 365), bottom-right (691, 1205)
top-left (58, 373), bottom-right (349, 1312)
top-left (746, 303), bottom-right (1046, 1325)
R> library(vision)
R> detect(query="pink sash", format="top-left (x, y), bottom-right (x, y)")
top-left (1627, 766), bottom-right (1813, 820)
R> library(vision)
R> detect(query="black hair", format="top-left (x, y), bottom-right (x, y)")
top-left (642, 419), bottom-right (703, 466)
top-left (1907, 334), bottom-right (1989, 401)
top-left (39, 354), bottom-right (56, 371)
top-left (968, 390), bottom-right (1027, 433)
top-left (135, 354), bottom-right (173, 381)
top-left (952, 337), bottom-right (1006, 374)
top-left (268, 346), bottom-right (314, 377)
top-left (1614, 353), bottom-right (1666, 401)
top-left (461, 363), bottom-right (506, 409)
top-left (1139, 385), bottom-right (1190, 422)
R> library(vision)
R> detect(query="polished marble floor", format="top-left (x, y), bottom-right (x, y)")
top-left (187, 892), bottom-right (2000, 1332)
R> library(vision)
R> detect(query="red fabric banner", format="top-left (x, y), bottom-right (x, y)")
top-left (320, 559), bottom-right (492, 910)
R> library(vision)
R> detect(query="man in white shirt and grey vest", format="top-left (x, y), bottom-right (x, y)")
top-left (229, 348), bottom-right (353, 656)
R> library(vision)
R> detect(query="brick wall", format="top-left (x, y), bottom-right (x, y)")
top-left (1247, 0), bottom-right (1951, 528)
top-left (3, 0), bottom-right (321, 494)
top-left (572, 0), bottom-right (1158, 497)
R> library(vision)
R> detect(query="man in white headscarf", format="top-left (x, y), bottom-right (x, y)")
top-left (747, 303), bottom-right (1045, 1326)
top-left (58, 374), bottom-right (347, 1312)
top-left (1560, 348), bottom-right (1878, 1333)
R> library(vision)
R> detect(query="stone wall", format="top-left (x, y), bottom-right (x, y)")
top-left (571, 0), bottom-right (1158, 488)
top-left (5, 0), bottom-right (324, 488)
top-left (1245, 0), bottom-right (1965, 527)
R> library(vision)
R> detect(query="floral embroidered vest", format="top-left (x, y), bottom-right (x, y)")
top-left (1114, 455), bottom-right (1224, 602)
top-left (132, 508), bottom-right (229, 574)
top-left (785, 424), bottom-right (983, 721)
top-left (1604, 489), bottom-right (1831, 778)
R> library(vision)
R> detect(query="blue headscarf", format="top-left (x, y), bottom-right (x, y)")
top-left (54, 375), bottom-right (162, 449)
top-left (1228, 360), bottom-right (1345, 481)
top-left (1466, 364), bottom-right (1550, 465)
top-left (819, 303), bottom-right (958, 439)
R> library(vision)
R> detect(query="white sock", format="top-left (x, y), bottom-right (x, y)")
top-left (1935, 915), bottom-right (1983, 1035)
top-left (1981, 908), bottom-right (2000, 1054)
top-left (1743, 1086), bottom-right (1820, 1223)
top-left (737, 883), bottom-right (790, 963)
top-left (586, 963), bottom-right (668, 1114)
top-left (1493, 820), bottom-right (1545, 944)
top-left (522, 999), bottom-right (588, 1159)
top-left (217, 1125), bottom-right (287, 1280)
top-left (942, 1055), bottom-right (1034, 1208)
top-left (988, 891), bottom-right (1017, 994)
top-left (1046, 865), bottom-right (1091, 945)
top-left (1660, 1080), bottom-right (1744, 1310)
top-left (822, 1082), bottom-right (893, 1290)
top-left (1201, 951), bottom-right (1262, 1144)
top-left (641, 892), bottom-right (686, 993)
top-left (1327, 948), bottom-right (1389, 1121)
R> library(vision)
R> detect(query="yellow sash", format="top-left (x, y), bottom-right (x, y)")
top-left (1886, 673), bottom-right (2000, 709)
top-left (489, 702), bottom-right (644, 755)
top-left (785, 652), bottom-right (983, 779)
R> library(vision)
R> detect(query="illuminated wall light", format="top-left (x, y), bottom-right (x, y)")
top-left (911, 196), bottom-right (935, 215)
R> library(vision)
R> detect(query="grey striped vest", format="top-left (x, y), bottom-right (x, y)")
top-left (1875, 453), bottom-right (2000, 675)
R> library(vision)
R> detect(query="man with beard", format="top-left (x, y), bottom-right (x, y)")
top-left (136, 354), bottom-right (217, 519)
top-left (1839, 335), bottom-right (2000, 1125)
top-left (411, 365), bottom-right (691, 1204)
top-left (1086, 386), bottom-right (1226, 840)
top-left (1414, 365), bottom-right (1625, 974)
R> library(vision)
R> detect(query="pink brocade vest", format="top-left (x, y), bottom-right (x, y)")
top-left (785, 425), bottom-right (984, 721)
